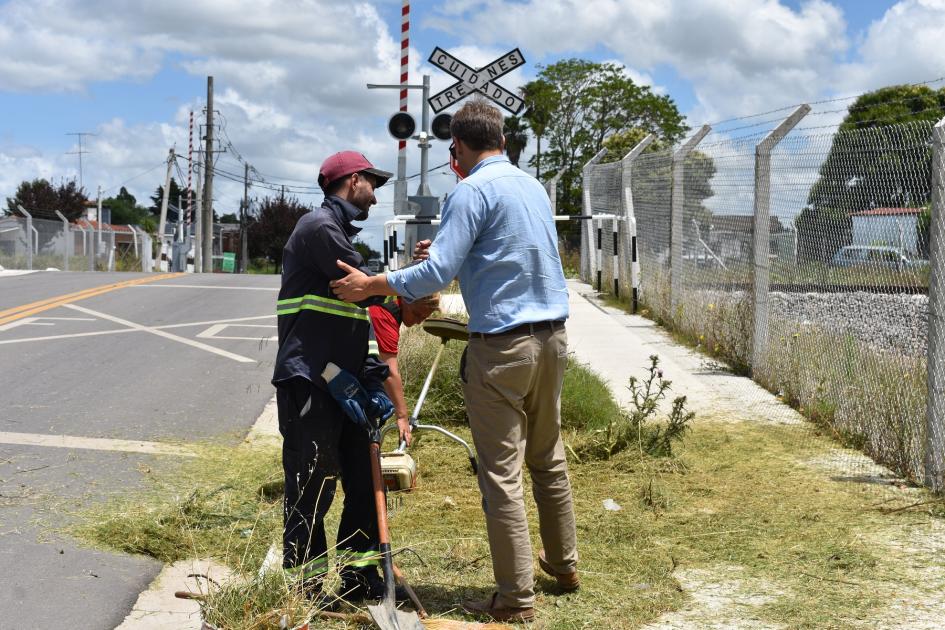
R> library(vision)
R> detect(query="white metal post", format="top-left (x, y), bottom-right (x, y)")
top-left (54, 210), bottom-right (70, 271)
top-left (18, 206), bottom-right (33, 271)
top-left (925, 116), bottom-right (945, 492)
top-left (621, 135), bottom-right (654, 312)
top-left (751, 105), bottom-right (810, 376)
top-left (670, 125), bottom-right (711, 318)
top-left (581, 149), bottom-right (607, 285)
top-left (544, 166), bottom-right (567, 218)
top-left (158, 148), bottom-right (174, 272)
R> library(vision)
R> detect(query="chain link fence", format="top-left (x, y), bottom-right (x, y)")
top-left (0, 214), bottom-right (152, 273)
top-left (580, 112), bottom-right (945, 491)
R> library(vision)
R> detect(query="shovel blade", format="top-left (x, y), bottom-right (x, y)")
top-left (367, 600), bottom-right (425, 630)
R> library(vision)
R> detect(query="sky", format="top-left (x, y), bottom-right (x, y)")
top-left (1, 0), bottom-right (943, 252)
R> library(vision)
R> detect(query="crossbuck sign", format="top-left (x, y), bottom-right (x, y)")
top-left (427, 47), bottom-right (525, 114)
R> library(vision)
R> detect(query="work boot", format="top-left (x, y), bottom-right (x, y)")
top-left (538, 549), bottom-right (580, 592)
top-left (462, 592), bottom-right (535, 623)
top-left (300, 577), bottom-right (340, 612)
top-left (337, 567), bottom-right (410, 603)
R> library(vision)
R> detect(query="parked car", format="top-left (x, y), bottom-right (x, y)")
top-left (830, 245), bottom-right (928, 270)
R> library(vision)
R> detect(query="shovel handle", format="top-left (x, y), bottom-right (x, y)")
top-left (392, 563), bottom-right (428, 618)
top-left (370, 441), bottom-right (397, 605)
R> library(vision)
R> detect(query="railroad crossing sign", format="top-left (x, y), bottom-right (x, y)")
top-left (427, 47), bottom-right (525, 114)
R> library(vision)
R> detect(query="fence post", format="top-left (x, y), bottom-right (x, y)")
top-left (544, 166), bottom-right (567, 217)
top-left (926, 116), bottom-right (945, 492)
top-left (54, 210), bottom-right (70, 271)
top-left (670, 126), bottom-right (711, 317)
top-left (621, 134), bottom-right (655, 312)
top-left (16, 205), bottom-right (35, 271)
top-left (751, 104), bottom-right (810, 376)
top-left (581, 149), bottom-right (608, 285)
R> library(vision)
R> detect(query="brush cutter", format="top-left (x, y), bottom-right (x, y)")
top-left (380, 317), bottom-right (476, 492)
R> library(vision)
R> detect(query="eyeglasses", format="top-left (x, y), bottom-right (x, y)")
top-left (448, 143), bottom-right (456, 159)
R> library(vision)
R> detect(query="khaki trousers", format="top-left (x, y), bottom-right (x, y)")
top-left (461, 325), bottom-right (578, 608)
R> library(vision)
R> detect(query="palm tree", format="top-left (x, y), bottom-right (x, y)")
top-left (521, 79), bottom-right (557, 177)
top-left (503, 116), bottom-right (528, 168)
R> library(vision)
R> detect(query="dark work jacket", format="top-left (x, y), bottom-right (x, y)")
top-left (272, 196), bottom-right (388, 391)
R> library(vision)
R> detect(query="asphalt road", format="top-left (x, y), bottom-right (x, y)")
top-left (0, 270), bottom-right (281, 629)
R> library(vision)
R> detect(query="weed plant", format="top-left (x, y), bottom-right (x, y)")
top-left (575, 355), bottom-right (694, 460)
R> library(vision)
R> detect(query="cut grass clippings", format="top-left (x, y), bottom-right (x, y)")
top-left (69, 379), bottom-right (941, 628)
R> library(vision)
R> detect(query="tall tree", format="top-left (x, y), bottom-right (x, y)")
top-left (503, 116), bottom-right (528, 167)
top-left (521, 79), bottom-right (558, 178)
top-left (523, 59), bottom-right (688, 246)
top-left (352, 238), bottom-right (381, 263)
top-left (6, 178), bottom-right (89, 221)
top-left (248, 195), bottom-right (311, 270)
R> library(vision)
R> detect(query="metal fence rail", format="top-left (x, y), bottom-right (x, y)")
top-left (581, 112), bottom-right (945, 491)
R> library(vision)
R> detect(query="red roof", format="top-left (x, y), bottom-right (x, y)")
top-left (75, 219), bottom-right (135, 233)
top-left (849, 207), bottom-right (923, 217)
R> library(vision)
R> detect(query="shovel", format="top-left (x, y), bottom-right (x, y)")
top-left (367, 437), bottom-right (425, 630)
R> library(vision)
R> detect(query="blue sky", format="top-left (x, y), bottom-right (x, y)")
top-left (0, 0), bottom-right (941, 251)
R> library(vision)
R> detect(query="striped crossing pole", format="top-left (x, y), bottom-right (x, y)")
top-left (596, 220), bottom-right (602, 291)
top-left (394, 0), bottom-right (409, 216)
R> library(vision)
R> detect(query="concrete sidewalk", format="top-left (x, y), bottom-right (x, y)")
top-left (564, 279), bottom-right (800, 425)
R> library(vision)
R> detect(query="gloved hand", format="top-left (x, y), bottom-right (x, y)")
top-left (366, 389), bottom-right (394, 425)
top-left (321, 362), bottom-right (372, 430)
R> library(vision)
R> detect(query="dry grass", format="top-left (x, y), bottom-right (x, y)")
top-left (66, 324), bottom-right (945, 628)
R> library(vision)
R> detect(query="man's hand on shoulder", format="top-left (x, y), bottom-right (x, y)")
top-left (331, 260), bottom-right (389, 302)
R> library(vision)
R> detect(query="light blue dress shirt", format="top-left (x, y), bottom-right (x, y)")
top-left (386, 155), bottom-right (569, 333)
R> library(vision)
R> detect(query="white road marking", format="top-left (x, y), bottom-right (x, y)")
top-left (0, 314), bottom-right (275, 346)
top-left (34, 317), bottom-right (96, 321)
top-left (133, 284), bottom-right (279, 291)
top-left (197, 323), bottom-right (278, 341)
top-left (0, 317), bottom-right (38, 331)
top-left (64, 304), bottom-right (256, 363)
top-left (0, 431), bottom-right (195, 457)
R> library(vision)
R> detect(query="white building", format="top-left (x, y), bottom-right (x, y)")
top-left (849, 207), bottom-right (922, 256)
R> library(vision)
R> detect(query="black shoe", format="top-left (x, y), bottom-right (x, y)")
top-left (338, 568), bottom-right (410, 603)
top-left (301, 578), bottom-right (340, 612)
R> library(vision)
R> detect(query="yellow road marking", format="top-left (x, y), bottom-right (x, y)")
top-left (0, 273), bottom-right (183, 327)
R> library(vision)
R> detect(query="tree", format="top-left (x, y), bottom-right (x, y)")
top-left (6, 178), bottom-right (90, 221)
top-left (521, 59), bottom-right (689, 246)
top-left (521, 79), bottom-right (558, 178)
top-left (804, 84), bottom-right (945, 260)
top-left (104, 187), bottom-right (151, 226)
top-left (248, 195), bottom-right (311, 269)
top-left (148, 177), bottom-right (190, 222)
top-left (218, 212), bottom-right (240, 224)
top-left (503, 116), bottom-right (528, 167)
top-left (352, 238), bottom-right (381, 263)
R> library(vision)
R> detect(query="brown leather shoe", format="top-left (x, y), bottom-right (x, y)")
top-left (538, 549), bottom-right (580, 592)
top-left (462, 592), bottom-right (535, 623)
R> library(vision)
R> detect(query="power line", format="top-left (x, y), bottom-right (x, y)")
top-left (66, 131), bottom-right (96, 190)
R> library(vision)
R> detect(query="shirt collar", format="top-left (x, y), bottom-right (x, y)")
top-left (468, 154), bottom-right (509, 176)
top-left (323, 195), bottom-right (363, 236)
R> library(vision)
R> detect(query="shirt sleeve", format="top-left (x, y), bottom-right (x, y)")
top-left (310, 222), bottom-right (370, 280)
top-left (386, 182), bottom-right (485, 300)
top-left (368, 305), bottom-right (400, 355)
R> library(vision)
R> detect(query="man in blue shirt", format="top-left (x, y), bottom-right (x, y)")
top-left (331, 100), bottom-right (579, 623)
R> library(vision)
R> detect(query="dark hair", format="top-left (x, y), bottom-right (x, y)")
top-left (323, 173), bottom-right (354, 196)
top-left (450, 99), bottom-right (503, 151)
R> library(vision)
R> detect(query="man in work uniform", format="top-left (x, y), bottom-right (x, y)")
top-left (369, 294), bottom-right (441, 445)
top-left (272, 150), bottom-right (404, 602)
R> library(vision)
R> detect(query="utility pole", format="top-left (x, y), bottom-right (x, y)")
top-left (241, 162), bottom-right (250, 273)
top-left (202, 76), bottom-right (215, 272)
top-left (96, 185), bottom-right (103, 263)
top-left (194, 156), bottom-right (203, 273)
top-left (157, 148), bottom-right (175, 271)
top-left (66, 132), bottom-right (95, 190)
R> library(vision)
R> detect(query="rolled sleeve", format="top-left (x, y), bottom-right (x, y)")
top-left (387, 183), bottom-right (484, 299)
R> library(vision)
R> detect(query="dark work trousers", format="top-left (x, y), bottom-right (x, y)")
top-left (276, 377), bottom-right (379, 581)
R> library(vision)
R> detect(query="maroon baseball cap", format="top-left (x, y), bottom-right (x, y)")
top-left (317, 151), bottom-right (392, 191)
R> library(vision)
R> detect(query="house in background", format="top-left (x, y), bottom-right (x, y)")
top-left (702, 215), bottom-right (787, 263)
top-left (848, 207), bottom-right (922, 256)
